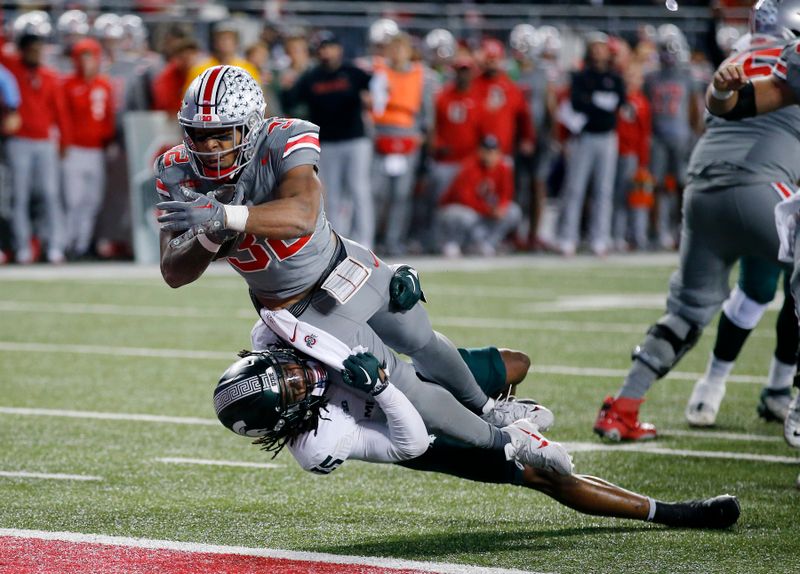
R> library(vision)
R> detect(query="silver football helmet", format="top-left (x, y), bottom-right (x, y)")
top-left (13, 10), bottom-right (52, 40)
top-left (93, 13), bottom-right (125, 41)
top-left (657, 23), bottom-right (690, 65)
top-left (120, 14), bottom-right (148, 48)
top-left (425, 28), bottom-right (456, 60)
top-left (369, 18), bottom-right (400, 46)
top-left (538, 25), bottom-right (562, 57)
top-left (179, 65), bottom-right (266, 180)
top-left (57, 10), bottom-right (90, 37)
top-left (751, 0), bottom-right (800, 39)
top-left (510, 24), bottom-right (541, 57)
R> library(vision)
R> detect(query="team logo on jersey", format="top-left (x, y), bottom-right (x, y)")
top-left (304, 334), bottom-right (317, 348)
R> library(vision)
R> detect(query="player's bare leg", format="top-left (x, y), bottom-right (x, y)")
top-left (497, 348), bottom-right (531, 398)
top-left (521, 466), bottom-right (740, 528)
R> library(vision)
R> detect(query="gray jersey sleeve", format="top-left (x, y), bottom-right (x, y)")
top-left (265, 118), bottom-right (321, 179)
top-left (773, 39), bottom-right (800, 99)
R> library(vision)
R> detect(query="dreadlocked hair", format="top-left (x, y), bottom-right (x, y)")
top-left (252, 399), bottom-right (330, 458)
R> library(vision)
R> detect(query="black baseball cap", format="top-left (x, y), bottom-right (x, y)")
top-left (480, 135), bottom-right (500, 150)
top-left (315, 30), bottom-right (340, 49)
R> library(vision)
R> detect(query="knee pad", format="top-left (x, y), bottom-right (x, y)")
top-left (722, 285), bottom-right (769, 330)
top-left (632, 315), bottom-right (701, 378)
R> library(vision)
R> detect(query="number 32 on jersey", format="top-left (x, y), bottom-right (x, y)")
top-left (228, 233), bottom-right (312, 272)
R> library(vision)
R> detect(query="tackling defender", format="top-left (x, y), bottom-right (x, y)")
top-left (594, 0), bottom-right (800, 442)
top-left (212, 333), bottom-right (740, 529)
top-left (154, 65), bottom-right (546, 467)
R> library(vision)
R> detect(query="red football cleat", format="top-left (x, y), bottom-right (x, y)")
top-left (593, 395), bottom-right (657, 441)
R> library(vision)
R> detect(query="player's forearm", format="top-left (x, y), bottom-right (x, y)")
top-left (234, 198), bottom-right (317, 239)
top-left (159, 232), bottom-right (215, 288)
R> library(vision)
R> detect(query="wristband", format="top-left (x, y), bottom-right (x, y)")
top-left (196, 232), bottom-right (221, 253)
top-left (711, 85), bottom-right (734, 100)
top-left (223, 204), bottom-right (249, 232)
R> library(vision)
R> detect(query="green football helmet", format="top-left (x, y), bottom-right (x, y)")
top-left (213, 347), bottom-right (329, 452)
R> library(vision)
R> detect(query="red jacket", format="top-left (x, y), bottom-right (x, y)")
top-left (471, 72), bottom-right (535, 155)
top-left (151, 60), bottom-right (188, 115)
top-left (441, 155), bottom-right (514, 217)
top-left (62, 74), bottom-right (115, 148)
top-left (3, 55), bottom-right (66, 141)
top-left (617, 90), bottom-right (651, 168)
top-left (433, 83), bottom-right (483, 163)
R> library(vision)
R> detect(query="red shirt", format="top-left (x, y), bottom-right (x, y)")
top-left (3, 55), bottom-right (66, 141)
top-left (441, 155), bottom-right (514, 217)
top-left (471, 72), bottom-right (535, 155)
top-left (616, 90), bottom-right (651, 168)
top-left (62, 74), bottom-right (115, 148)
top-left (433, 83), bottom-right (483, 163)
top-left (151, 60), bottom-right (187, 115)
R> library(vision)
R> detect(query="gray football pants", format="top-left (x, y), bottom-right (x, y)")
top-left (288, 237), bottom-right (503, 449)
top-left (611, 153), bottom-right (638, 245)
top-left (619, 181), bottom-right (788, 399)
top-left (319, 138), bottom-right (374, 248)
top-left (372, 151), bottom-right (419, 254)
top-left (437, 203), bottom-right (522, 250)
top-left (8, 137), bottom-right (65, 258)
top-left (558, 131), bottom-right (618, 251)
top-left (62, 146), bottom-right (106, 255)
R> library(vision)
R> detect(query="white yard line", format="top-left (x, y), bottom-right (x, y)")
top-left (155, 457), bottom-right (283, 469)
top-left (0, 341), bottom-right (232, 360)
top-left (659, 429), bottom-right (783, 442)
top-left (0, 254), bottom-right (679, 281)
top-left (530, 364), bottom-right (765, 384)
top-left (563, 442), bottom-right (800, 464)
top-left (0, 528), bottom-right (544, 574)
top-left (0, 406), bottom-right (218, 426)
top-left (0, 340), bottom-right (767, 384)
top-left (0, 406), bottom-right (787, 450)
top-left (0, 471), bottom-right (102, 481)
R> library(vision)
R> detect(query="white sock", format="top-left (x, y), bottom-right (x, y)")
top-left (646, 496), bottom-right (656, 521)
top-left (766, 356), bottom-right (795, 390)
top-left (704, 353), bottom-right (734, 386)
top-left (482, 397), bottom-right (495, 414)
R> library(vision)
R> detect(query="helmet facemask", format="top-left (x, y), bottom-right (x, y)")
top-left (214, 348), bottom-right (329, 458)
top-left (178, 65), bottom-right (267, 181)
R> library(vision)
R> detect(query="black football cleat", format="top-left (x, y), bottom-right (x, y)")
top-left (653, 494), bottom-right (740, 529)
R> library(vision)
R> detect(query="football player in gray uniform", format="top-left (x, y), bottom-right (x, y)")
top-left (705, 0), bottom-right (800, 483)
top-left (595, 1), bottom-right (800, 442)
top-left (155, 65), bottom-right (546, 467)
top-left (211, 342), bottom-right (740, 529)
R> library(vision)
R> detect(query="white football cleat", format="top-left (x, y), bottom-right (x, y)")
top-left (685, 378), bottom-right (726, 427)
top-left (483, 398), bottom-right (554, 431)
top-left (784, 391), bottom-right (800, 449)
top-left (502, 418), bottom-right (574, 475)
top-left (757, 387), bottom-right (792, 422)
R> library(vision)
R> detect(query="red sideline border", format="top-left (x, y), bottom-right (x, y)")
top-left (0, 529), bottom-right (545, 574)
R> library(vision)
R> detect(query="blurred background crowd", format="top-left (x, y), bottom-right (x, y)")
top-left (0, 0), bottom-right (758, 264)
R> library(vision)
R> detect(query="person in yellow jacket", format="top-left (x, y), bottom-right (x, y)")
top-left (184, 20), bottom-right (260, 94)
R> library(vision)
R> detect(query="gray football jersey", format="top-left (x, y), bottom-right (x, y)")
top-left (516, 66), bottom-right (550, 135)
top-left (155, 117), bottom-right (336, 300)
top-left (644, 66), bottom-right (697, 143)
top-left (687, 36), bottom-right (800, 188)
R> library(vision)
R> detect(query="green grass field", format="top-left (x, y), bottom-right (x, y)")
top-left (1, 255), bottom-right (798, 574)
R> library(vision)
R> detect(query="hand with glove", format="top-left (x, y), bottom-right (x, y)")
top-left (157, 187), bottom-right (227, 234)
top-left (341, 352), bottom-right (389, 396)
top-left (389, 265), bottom-right (426, 312)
